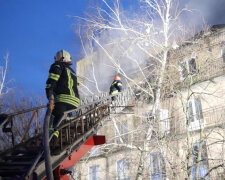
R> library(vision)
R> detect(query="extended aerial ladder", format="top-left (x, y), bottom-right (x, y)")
top-left (0, 89), bottom-right (133, 180)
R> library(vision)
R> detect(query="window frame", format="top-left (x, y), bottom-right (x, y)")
top-left (159, 109), bottom-right (170, 134)
top-left (88, 165), bottom-right (100, 180)
top-left (187, 97), bottom-right (204, 131)
top-left (143, 110), bottom-right (170, 139)
top-left (221, 40), bottom-right (225, 63)
top-left (116, 158), bottom-right (130, 180)
top-left (149, 152), bottom-right (166, 180)
top-left (191, 142), bottom-right (209, 180)
top-left (115, 120), bottom-right (128, 144)
top-left (179, 57), bottom-right (197, 80)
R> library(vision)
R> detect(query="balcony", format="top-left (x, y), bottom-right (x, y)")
top-left (175, 57), bottom-right (225, 90)
top-left (162, 57), bottom-right (225, 99)
top-left (160, 105), bottom-right (225, 136)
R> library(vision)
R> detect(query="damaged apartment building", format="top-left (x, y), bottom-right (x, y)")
top-left (73, 24), bottom-right (225, 180)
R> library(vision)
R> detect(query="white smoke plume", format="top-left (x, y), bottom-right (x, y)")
top-left (181, 0), bottom-right (225, 26)
top-left (75, 0), bottom-right (224, 96)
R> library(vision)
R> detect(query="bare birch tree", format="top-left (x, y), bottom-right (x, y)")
top-left (0, 53), bottom-right (11, 100)
top-left (0, 54), bottom-right (45, 150)
top-left (73, 0), bottom-right (221, 179)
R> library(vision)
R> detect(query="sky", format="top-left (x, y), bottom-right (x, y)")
top-left (0, 0), bottom-right (225, 99)
top-left (0, 0), bottom-right (91, 97)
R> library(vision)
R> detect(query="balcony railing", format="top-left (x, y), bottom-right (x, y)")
top-left (159, 105), bottom-right (225, 136)
top-left (175, 57), bottom-right (225, 90)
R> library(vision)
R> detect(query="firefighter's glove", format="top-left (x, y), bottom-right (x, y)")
top-left (48, 99), bottom-right (55, 111)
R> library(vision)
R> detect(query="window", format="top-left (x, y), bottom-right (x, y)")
top-left (150, 152), bottom-right (166, 180)
top-left (142, 112), bottom-right (156, 139)
top-left (179, 57), bottom-right (197, 80)
top-left (143, 110), bottom-right (170, 137)
top-left (142, 112), bottom-right (153, 131)
top-left (187, 97), bottom-right (204, 131)
top-left (191, 142), bottom-right (209, 180)
top-left (116, 121), bottom-right (128, 144)
top-left (221, 41), bottom-right (225, 63)
top-left (88, 165), bottom-right (99, 180)
top-left (116, 159), bottom-right (130, 180)
top-left (159, 109), bottom-right (170, 134)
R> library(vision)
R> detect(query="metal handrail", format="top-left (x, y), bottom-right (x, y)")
top-left (0, 88), bottom-right (133, 149)
top-left (175, 57), bottom-right (225, 88)
top-left (154, 105), bottom-right (225, 136)
top-left (50, 88), bottom-right (133, 150)
top-left (7, 105), bottom-right (47, 117)
top-left (0, 106), bottom-right (46, 147)
top-left (0, 89), bottom-right (133, 179)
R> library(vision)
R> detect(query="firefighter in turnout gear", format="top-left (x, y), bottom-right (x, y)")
top-left (46, 50), bottom-right (80, 144)
top-left (109, 75), bottom-right (122, 100)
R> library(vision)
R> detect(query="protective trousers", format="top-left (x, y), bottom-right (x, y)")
top-left (50, 102), bottom-right (76, 138)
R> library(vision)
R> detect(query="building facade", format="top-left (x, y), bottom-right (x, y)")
top-left (73, 25), bottom-right (225, 180)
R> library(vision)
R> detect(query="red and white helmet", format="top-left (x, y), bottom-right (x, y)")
top-left (114, 75), bottom-right (121, 81)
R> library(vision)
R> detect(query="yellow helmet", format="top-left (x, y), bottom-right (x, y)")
top-left (54, 50), bottom-right (71, 63)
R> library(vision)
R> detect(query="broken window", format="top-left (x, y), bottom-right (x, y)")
top-left (189, 58), bottom-right (197, 75)
top-left (179, 61), bottom-right (188, 80)
top-left (221, 41), bottom-right (225, 63)
top-left (179, 57), bottom-right (197, 80)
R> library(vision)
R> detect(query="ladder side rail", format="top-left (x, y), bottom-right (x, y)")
top-left (1, 89), bottom-right (132, 151)
top-left (51, 103), bottom-right (110, 154)
top-left (20, 110), bottom-right (37, 143)
top-left (0, 89), bottom-right (133, 179)
top-left (1, 106), bottom-right (46, 148)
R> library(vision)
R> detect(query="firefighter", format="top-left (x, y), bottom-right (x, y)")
top-left (109, 75), bottom-right (122, 100)
top-left (46, 49), bottom-right (80, 141)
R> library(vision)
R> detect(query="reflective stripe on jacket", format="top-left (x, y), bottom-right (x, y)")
top-left (110, 80), bottom-right (122, 95)
top-left (46, 62), bottom-right (80, 108)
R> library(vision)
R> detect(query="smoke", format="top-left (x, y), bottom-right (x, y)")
top-left (78, 29), bottom-right (151, 95)
top-left (181, 0), bottom-right (225, 26)
top-left (76, 0), bottom-right (225, 96)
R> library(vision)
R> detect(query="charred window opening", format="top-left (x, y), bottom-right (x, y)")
top-left (179, 57), bottom-right (197, 80)
top-left (221, 41), bottom-right (225, 63)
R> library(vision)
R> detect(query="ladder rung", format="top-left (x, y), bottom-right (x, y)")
top-left (0, 168), bottom-right (27, 176)
top-left (12, 149), bottom-right (39, 155)
top-left (0, 161), bottom-right (32, 166)
top-left (3, 155), bottom-right (35, 161)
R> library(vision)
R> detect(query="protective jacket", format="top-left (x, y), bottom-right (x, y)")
top-left (109, 80), bottom-right (122, 95)
top-left (46, 62), bottom-right (80, 108)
